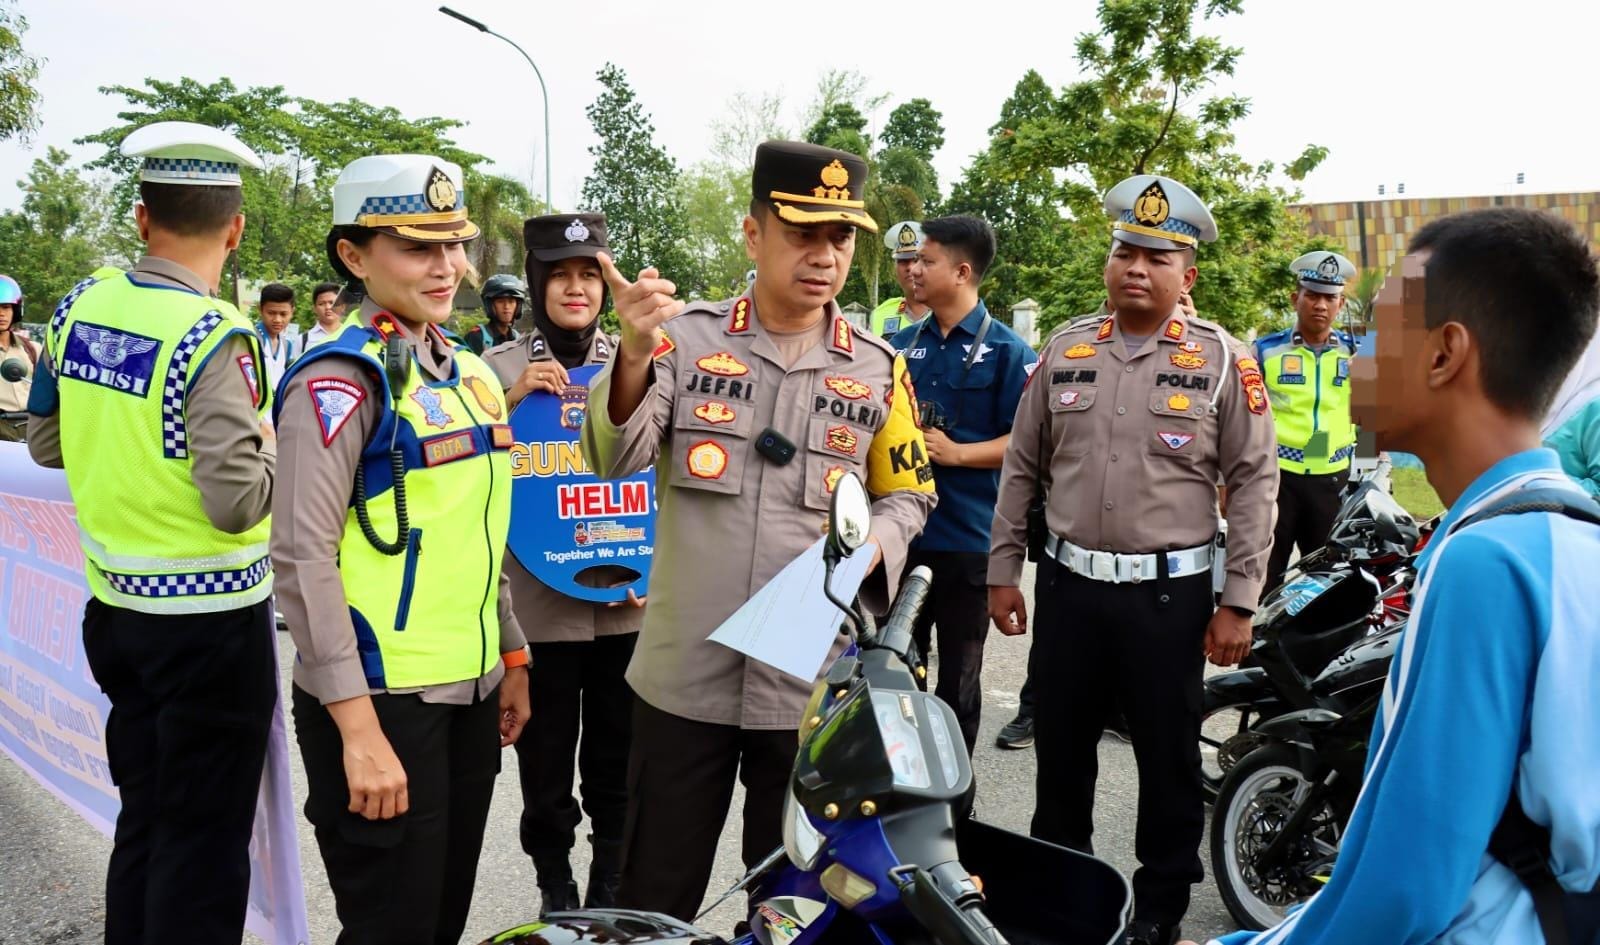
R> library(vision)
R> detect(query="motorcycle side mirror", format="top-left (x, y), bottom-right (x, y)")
top-left (824, 473), bottom-right (872, 563)
top-left (0, 358), bottom-right (26, 383)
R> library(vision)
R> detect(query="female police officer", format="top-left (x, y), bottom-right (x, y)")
top-left (480, 212), bottom-right (643, 915)
top-left (270, 155), bottom-right (531, 945)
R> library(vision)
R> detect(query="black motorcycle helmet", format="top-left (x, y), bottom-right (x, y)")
top-left (480, 273), bottom-right (528, 325)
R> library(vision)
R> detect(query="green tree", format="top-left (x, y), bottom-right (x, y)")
top-left (0, 2), bottom-right (41, 144)
top-left (468, 172), bottom-right (543, 282)
top-left (880, 99), bottom-right (945, 163)
top-left (804, 102), bottom-right (871, 157)
top-left (945, 71), bottom-right (1066, 322)
top-left (580, 64), bottom-right (699, 298)
top-left (0, 148), bottom-right (108, 315)
top-left (994, 0), bottom-right (1328, 335)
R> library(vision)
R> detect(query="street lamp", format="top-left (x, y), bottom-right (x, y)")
top-left (439, 5), bottom-right (552, 212)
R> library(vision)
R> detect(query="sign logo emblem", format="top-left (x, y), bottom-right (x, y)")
top-left (687, 440), bottom-right (729, 480)
top-left (564, 217), bottom-right (590, 242)
top-left (1133, 181), bottom-right (1171, 226)
top-left (308, 376), bottom-right (366, 447)
top-left (1058, 390), bottom-right (1080, 408)
top-left (425, 166), bottom-right (457, 212)
top-left (1158, 432), bottom-right (1195, 450)
top-left (410, 385), bottom-right (453, 428)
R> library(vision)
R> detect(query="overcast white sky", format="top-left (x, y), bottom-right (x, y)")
top-left (3, 0), bottom-right (1596, 214)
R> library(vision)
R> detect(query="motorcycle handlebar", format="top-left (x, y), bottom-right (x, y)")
top-left (874, 565), bottom-right (933, 661)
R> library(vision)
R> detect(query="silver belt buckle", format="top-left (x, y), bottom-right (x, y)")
top-left (1091, 551), bottom-right (1116, 583)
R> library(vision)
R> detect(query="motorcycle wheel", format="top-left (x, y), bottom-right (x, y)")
top-left (1199, 705), bottom-right (1261, 804)
top-left (1210, 743), bottom-right (1342, 931)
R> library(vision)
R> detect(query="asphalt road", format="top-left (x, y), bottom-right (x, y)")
top-left (0, 561), bottom-right (1240, 945)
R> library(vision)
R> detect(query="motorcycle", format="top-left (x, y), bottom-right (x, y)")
top-left (476, 473), bottom-right (1133, 945)
top-left (1199, 476), bottom-right (1426, 800)
top-left (1, 357), bottom-right (29, 441)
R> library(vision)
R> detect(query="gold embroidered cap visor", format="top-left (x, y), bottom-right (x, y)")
top-left (358, 215), bottom-right (481, 244)
top-left (752, 140), bottom-right (879, 233)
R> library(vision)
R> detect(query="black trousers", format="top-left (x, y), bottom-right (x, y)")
top-left (618, 699), bottom-right (794, 921)
top-left (1031, 559), bottom-right (1211, 928)
top-left (515, 633), bottom-right (637, 858)
top-left (1265, 468), bottom-right (1350, 597)
top-left (81, 597), bottom-right (276, 945)
top-left (293, 684), bottom-right (501, 945)
top-left (907, 550), bottom-right (990, 755)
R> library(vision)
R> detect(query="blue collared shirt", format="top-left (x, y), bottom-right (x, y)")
top-left (890, 301), bottom-right (1037, 553)
top-left (1215, 448), bottom-right (1600, 945)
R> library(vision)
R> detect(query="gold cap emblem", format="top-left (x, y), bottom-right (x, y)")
top-left (897, 225), bottom-right (917, 247)
top-left (1133, 181), bottom-right (1170, 227)
top-left (820, 160), bottom-right (850, 189)
top-left (425, 166), bottom-right (457, 213)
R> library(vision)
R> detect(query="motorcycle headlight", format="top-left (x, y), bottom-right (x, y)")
top-left (782, 789), bottom-right (825, 870)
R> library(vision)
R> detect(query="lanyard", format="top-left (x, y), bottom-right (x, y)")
top-left (909, 312), bottom-right (993, 430)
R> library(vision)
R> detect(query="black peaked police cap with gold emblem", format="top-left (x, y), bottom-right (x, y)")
top-left (752, 141), bottom-right (878, 233)
top-left (1103, 174), bottom-right (1217, 252)
top-left (525, 213), bottom-right (610, 263)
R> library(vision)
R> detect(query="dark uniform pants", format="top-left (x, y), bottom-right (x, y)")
top-left (618, 699), bottom-right (794, 921)
top-left (515, 633), bottom-right (637, 858)
top-left (81, 597), bottom-right (276, 945)
top-left (907, 549), bottom-right (990, 755)
top-left (1031, 558), bottom-right (1211, 928)
top-left (1264, 468), bottom-right (1350, 596)
top-left (293, 684), bottom-right (501, 945)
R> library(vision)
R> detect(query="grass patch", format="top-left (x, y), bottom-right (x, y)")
top-left (1391, 467), bottom-right (1444, 519)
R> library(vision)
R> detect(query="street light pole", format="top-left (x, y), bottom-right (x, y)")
top-left (439, 5), bottom-right (553, 212)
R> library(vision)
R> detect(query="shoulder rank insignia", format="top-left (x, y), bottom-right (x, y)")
top-left (1163, 318), bottom-right (1186, 342)
top-left (1065, 343), bottom-right (1097, 359)
top-left (833, 317), bottom-right (854, 353)
top-left (696, 351), bottom-right (749, 376)
top-left (1096, 319), bottom-right (1114, 341)
top-left (729, 298), bottom-right (752, 334)
top-left (652, 333), bottom-right (675, 360)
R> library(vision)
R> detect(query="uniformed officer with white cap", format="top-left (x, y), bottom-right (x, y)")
top-left (26, 121), bottom-right (278, 944)
top-left (869, 219), bottom-right (930, 337)
top-left (988, 175), bottom-right (1278, 945)
top-left (1253, 250), bottom-right (1359, 594)
top-left (271, 154), bottom-right (531, 944)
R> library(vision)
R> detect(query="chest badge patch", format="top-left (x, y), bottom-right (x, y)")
top-left (307, 376), bottom-right (366, 447)
top-left (824, 465), bottom-right (846, 494)
top-left (1065, 343), bottom-right (1097, 359)
top-left (410, 385), bottom-right (453, 428)
top-left (695, 401), bottom-right (737, 425)
top-left (825, 376), bottom-right (872, 400)
top-left (1282, 354), bottom-right (1304, 375)
top-left (1158, 432), bottom-right (1196, 451)
top-left (1170, 341), bottom-right (1207, 370)
top-left (687, 440), bottom-right (729, 480)
top-left (697, 351), bottom-right (749, 376)
top-left (1167, 393), bottom-right (1192, 411)
top-left (560, 386), bottom-right (588, 430)
top-left (1058, 390), bottom-right (1081, 408)
top-left (463, 374), bottom-right (503, 420)
top-left (826, 424), bottom-right (859, 455)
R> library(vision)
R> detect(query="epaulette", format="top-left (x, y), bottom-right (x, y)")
top-left (851, 323), bottom-right (898, 360)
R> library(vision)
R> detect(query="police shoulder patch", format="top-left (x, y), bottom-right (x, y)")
top-left (237, 354), bottom-right (259, 403)
top-left (307, 376), bottom-right (366, 447)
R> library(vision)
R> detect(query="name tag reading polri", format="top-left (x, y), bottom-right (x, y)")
top-left (505, 364), bottom-right (656, 604)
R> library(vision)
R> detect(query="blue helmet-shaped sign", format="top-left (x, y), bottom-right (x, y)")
top-left (506, 364), bottom-right (655, 603)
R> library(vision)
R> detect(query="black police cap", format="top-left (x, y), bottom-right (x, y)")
top-left (752, 141), bottom-right (878, 233)
top-left (525, 213), bottom-right (609, 263)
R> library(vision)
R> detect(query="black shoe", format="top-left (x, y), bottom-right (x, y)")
top-left (995, 711), bottom-right (1034, 749)
top-left (1103, 712), bottom-right (1132, 744)
top-left (1122, 919), bottom-right (1180, 945)
top-left (533, 851), bottom-right (580, 918)
top-left (539, 879), bottom-right (581, 917)
top-left (584, 835), bottom-right (624, 909)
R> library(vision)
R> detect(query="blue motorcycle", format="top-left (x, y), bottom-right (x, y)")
top-left (477, 473), bottom-right (1132, 945)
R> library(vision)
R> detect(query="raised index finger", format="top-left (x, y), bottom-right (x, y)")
top-left (596, 252), bottom-right (634, 295)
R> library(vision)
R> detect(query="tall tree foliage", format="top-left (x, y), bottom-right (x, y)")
top-left (0, 149), bottom-right (111, 314)
top-left (995, 0), bottom-right (1328, 334)
top-left (580, 64), bottom-right (698, 298)
top-left (0, 1), bottom-right (41, 144)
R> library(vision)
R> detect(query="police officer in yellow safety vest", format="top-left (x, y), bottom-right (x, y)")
top-left (24, 121), bottom-right (277, 945)
top-left (1254, 250), bottom-right (1359, 595)
top-left (868, 219), bottom-right (931, 337)
top-left (269, 154), bottom-right (532, 945)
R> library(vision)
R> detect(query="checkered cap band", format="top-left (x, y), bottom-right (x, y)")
top-left (103, 556), bottom-right (272, 599)
top-left (357, 191), bottom-right (465, 217)
top-left (141, 157), bottom-right (242, 183)
top-left (162, 311), bottom-right (225, 460)
top-left (1118, 210), bottom-right (1201, 240)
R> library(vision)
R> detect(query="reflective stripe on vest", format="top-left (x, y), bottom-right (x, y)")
top-left (280, 323), bottom-right (513, 690)
top-left (1260, 335), bottom-right (1356, 476)
top-left (50, 270), bottom-right (272, 614)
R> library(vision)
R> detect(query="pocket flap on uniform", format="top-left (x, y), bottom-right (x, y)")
top-left (1148, 388), bottom-right (1208, 419)
top-left (1050, 387), bottom-right (1096, 412)
top-left (807, 415), bottom-right (867, 459)
top-left (674, 395), bottom-right (754, 437)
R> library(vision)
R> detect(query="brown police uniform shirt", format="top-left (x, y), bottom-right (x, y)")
top-left (988, 308), bottom-right (1278, 612)
top-left (582, 293), bottom-right (937, 730)
top-left (28, 257), bottom-right (275, 536)
top-left (271, 301), bottom-right (524, 705)
top-left (481, 328), bottom-right (643, 643)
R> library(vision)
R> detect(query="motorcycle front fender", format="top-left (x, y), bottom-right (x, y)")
top-left (1254, 707), bottom-right (1341, 749)
top-left (1202, 667), bottom-right (1277, 714)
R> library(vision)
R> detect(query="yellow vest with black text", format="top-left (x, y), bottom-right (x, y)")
top-left (1254, 328), bottom-right (1358, 476)
top-left (47, 268), bottom-right (273, 614)
top-left (278, 321), bottom-right (513, 690)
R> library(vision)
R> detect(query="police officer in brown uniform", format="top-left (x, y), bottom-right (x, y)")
top-left (480, 212), bottom-right (643, 915)
top-left (988, 175), bottom-right (1278, 945)
top-left (581, 141), bottom-right (936, 920)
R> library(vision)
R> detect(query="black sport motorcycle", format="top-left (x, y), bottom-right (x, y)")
top-left (1199, 477), bottom-right (1425, 801)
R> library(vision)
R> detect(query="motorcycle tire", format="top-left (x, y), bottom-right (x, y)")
top-left (1210, 743), bottom-right (1339, 931)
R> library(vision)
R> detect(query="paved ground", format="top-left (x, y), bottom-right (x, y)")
top-left (0, 562), bottom-right (1240, 944)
